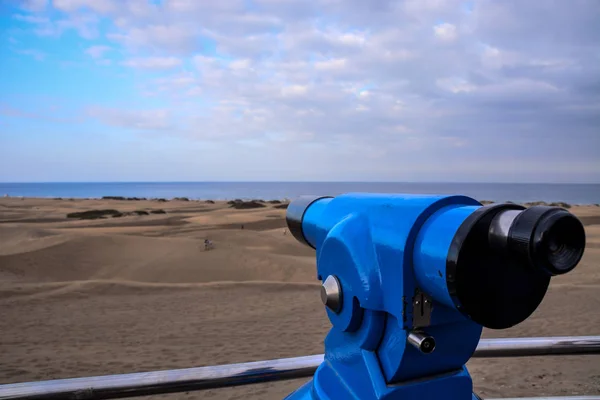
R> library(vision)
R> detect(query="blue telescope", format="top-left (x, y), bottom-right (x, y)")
top-left (285, 194), bottom-right (586, 400)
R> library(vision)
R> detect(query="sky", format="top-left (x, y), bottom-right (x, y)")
top-left (0, 0), bottom-right (599, 183)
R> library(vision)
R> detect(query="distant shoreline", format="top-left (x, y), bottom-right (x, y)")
top-left (2, 182), bottom-right (598, 205)
top-left (0, 195), bottom-right (291, 203)
top-left (2, 195), bottom-right (599, 207)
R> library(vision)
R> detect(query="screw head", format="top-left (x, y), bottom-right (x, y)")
top-left (321, 275), bottom-right (342, 313)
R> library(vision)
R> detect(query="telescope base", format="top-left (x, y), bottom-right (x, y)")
top-left (286, 383), bottom-right (482, 400)
top-left (285, 361), bottom-right (477, 399)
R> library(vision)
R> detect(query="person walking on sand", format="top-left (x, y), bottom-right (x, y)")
top-left (204, 239), bottom-right (213, 251)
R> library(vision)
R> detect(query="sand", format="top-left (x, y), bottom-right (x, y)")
top-left (0, 197), bottom-right (599, 399)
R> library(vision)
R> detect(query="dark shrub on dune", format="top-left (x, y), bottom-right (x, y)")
top-left (268, 200), bottom-right (282, 204)
top-left (114, 210), bottom-right (151, 217)
top-left (205, 200), bottom-right (215, 204)
top-left (523, 201), bottom-right (572, 209)
top-left (67, 210), bottom-right (121, 220)
top-left (229, 200), bottom-right (266, 209)
top-left (274, 203), bottom-right (289, 209)
top-left (524, 201), bottom-right (547, 207)
top-left (549, 202), bottom-right (571, 209)
top-left (102, 196), bottom-right (147, 201)
top-left (173, 197), bottom-right (190, 201)
top-left (479, 200), bottom-right (494, 205)
top-left (150, 209), bottom-right (166, 214)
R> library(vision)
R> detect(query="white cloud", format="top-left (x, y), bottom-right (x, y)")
top-left (436, 78), bottom-right (476, 93)
top-left (281, 85), bottom-right (309, 97)
top-left (229, 59), bottom-right (252, 70)
top-left (16, 0), bottom-right (48, 12)
top-left (433, 22), bottom-right (458, 42)
top-left (85, 45), bottom-right (110, 59)
top-left (13, 10), bottom-right (99, 39)
top-left (52, 0), bottom-right (118, 14)
top-left (314, 58), bottom-right (347, 71)
top-left (122, 57), bottom-right (182, 70)
top-left (107, 25), bottom-right (200, 53)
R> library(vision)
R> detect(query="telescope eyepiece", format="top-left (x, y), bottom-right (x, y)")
top-left (508, 206), bottom-right (586, 276)
top-left (448, 203), bottom-right (586, 329)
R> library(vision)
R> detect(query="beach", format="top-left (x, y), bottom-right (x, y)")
top-left (0, 197), bottom-right (599, 399)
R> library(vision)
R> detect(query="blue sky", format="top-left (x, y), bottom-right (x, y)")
top-left (1, 0), bottom-right (599, 183)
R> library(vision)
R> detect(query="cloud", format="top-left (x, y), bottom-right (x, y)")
top-left (107, 25), bottom-right (202, 54)
top-left (6, 0), bottom-right (600, 181)
top-left (122, 57), bottom-right (182, 70)
top-left (52, 0), bottom-right (118, 14)
top-left (12, 0), bottom-right (48, 12)
top-left (85, 45), bottom-right (111, 59)
top-left (433, 23), bottom-right (458, 42)
top-left (13, 10), bottom-right (99, 39)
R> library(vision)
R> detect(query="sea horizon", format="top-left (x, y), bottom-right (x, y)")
top-left (1, 181), bottom-right (599, 205)
top-left (2, 180), bottom-right (599, 183)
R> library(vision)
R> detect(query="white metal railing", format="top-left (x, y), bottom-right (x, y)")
top-left (0, 336), bottom-right (598, 400)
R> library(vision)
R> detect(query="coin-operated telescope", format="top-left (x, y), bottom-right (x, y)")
top-left (284, 194), bottom-right (586, 400)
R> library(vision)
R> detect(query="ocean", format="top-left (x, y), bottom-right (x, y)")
top-left (1, 182), bottom-right (598, 205)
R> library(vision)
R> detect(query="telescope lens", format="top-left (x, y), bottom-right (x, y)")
top-left (532, 210), bottom-right (585, 275)
top-left (508, 206), bottom-right (586, 276)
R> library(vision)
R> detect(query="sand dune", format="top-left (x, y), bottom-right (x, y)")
top-left (0, 230), bottom-right (315, 284)
top-left (1, 198), bottom-right (599, 399)
top-left (0, 279), bottom-right (321, 304)
top-left (0, 226), bottom-right (71, 256)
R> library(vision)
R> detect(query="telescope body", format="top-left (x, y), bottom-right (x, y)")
top-left (284, 193), bottom-right (585, 400)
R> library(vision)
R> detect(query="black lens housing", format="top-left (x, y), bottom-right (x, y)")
top-left (447, 204), bottom-right (586, 330)
top-left (508, 206), bottom-right (586, 276)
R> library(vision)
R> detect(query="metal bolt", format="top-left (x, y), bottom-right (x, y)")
top-left (320, 275), bottom-right (343, 313)
top-left (407, 331), bottom-right (436, 354)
